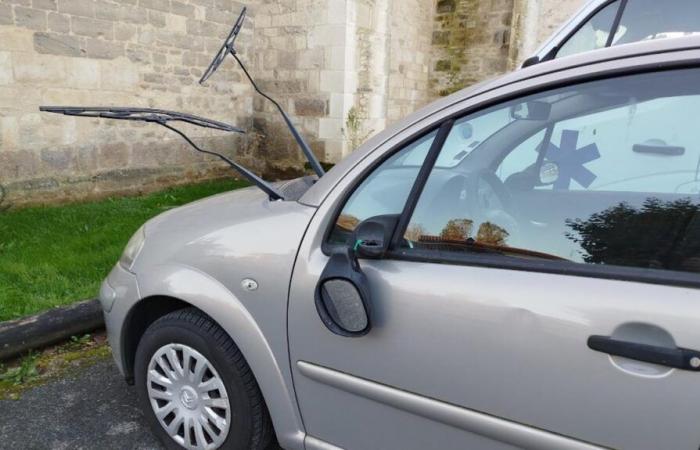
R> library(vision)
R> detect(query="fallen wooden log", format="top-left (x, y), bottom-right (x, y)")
top-left (0, 299), bottom-right (104, 361)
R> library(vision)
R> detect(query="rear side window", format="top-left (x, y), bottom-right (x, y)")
top-left (613, 0), bottom-right (700, 45)
top-left (557, 1), bottom-right (621, 59)
top-left (555, 0), bottom-right (700, 61)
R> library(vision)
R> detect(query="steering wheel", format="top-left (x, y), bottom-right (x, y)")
top-left (431, 170), bottom-right (519, 244)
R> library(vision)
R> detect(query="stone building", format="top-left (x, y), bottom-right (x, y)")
top-left (0, 0), bottom-right (584, 205)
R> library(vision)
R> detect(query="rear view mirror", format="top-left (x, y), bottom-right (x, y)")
top-left (314, 215), bottom-right (399, 337)
top-left (315, 248), bottom-right (371, 337)
top-left (510, 101), bottom-right (551, 121)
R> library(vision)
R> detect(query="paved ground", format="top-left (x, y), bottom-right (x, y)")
top-left (0, 357), bottom-right (163, 450)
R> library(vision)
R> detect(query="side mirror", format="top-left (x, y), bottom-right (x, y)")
top-left (521, 55), bottom-right (540, 68)
top-left (315, 248), bottom-right (372, 337)
top-left (314, 215), bottom-right (399, 337)
top-left (510, 101), bottom-right (551, 121)
top-left (352, 214), bottom-right (399, 259)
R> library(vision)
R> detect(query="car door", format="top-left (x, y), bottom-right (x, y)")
top-left (288, 67), bottom-right (700, 450)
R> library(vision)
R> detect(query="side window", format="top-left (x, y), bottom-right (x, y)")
top-left (556, 1), bottom-right (620, 59)
top-left (400, 69), bottom-right (700, 276)
top-left (327, 131), bottom-right (437, 246)
top-left (612, 0), bottom-right (700, 46)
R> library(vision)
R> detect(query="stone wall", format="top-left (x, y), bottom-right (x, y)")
top-left (0, 0), bottom-right (584, 205)
top-left (0, 0), bottom-right (258, 206)
top-left (430, 0), bottom-right (515, 97)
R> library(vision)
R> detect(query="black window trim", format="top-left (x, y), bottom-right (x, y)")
top-left (322, 63), bottom-right (700, 290)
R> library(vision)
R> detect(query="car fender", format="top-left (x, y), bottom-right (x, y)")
top-left (135, 263), bottom-right (306, 450)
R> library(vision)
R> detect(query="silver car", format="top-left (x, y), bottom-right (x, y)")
top-left (524, 0), bottom-right (700, 67)
top-left (100, 37), bottom-right (700, 450)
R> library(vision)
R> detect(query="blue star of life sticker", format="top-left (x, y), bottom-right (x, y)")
top-left (545, 129), bottom-right (601, 190)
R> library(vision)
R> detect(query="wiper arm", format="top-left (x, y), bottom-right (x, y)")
top-left (40, 106), bottom-right (244, 132)
top-left (40, 106), bottom-right (285, 201)
top-left (199, 6), bottom-right (326, 178)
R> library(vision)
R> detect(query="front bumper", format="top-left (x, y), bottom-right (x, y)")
top-left (99, 263), bottom-right (140, 377)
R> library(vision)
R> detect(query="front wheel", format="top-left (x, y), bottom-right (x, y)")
top-left (134, 308), bottom-right (273, 450)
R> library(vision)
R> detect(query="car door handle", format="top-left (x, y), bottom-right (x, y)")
top-left (587, 335), bottom-right (700, 371)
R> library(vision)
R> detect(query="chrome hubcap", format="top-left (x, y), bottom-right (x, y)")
top-left (147, 343), bottom-right (231, 450)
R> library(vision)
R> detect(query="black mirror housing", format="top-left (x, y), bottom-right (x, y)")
top-left (352, 214), bottom-right (399, 259)
top-left (315, 248), bottom-right (372, 337)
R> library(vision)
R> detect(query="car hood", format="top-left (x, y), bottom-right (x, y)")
top-left (132, 184), bottom-right (317, 274)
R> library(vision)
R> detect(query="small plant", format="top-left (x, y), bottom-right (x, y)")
top-left (0, 185), bottom-right (11, 212)
top-left (0, 352), bottom-right (40, 386)
top-left (342, 106), bottom-right (374, 152)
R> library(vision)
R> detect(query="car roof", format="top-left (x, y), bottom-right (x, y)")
top-left (300, 35), bottom-right (700, 207)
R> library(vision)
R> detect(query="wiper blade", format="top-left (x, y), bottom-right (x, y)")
top-left (40, 106), bottom-right (285, 201)
top-left (199, 7), bottom-right (326, 178)
top-left (39, 106), bottom-right (243, 133)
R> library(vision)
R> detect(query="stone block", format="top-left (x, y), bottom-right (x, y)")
top-left (0, 150), bottom-right (38, 181)
top-left (98, 141), bottom-right (129, 169)
top-left (434, 59), bottom-right (451, 71)
top-left (0, 117), bottom-right (19, 149)
top-left (115, 22), bottom-right (136, 41)
top-left (0, 52), bottom-right (12, 85)
top-left (47, 12), bottom-right (69, 32)
top-left (72, 16), bottom-right (113, 39)
top-left (32, 0), bottom-right (57, 11)
top-left (40, 147), bottom-right (75, 172)
top-left (0, 4), bottom-right (12, 25)
top-left (140, 0), bottom-right (170, 13)
top-left (318, 117), bottom-right (342, 140)
top-left (13, 52), bottom-right (66, 83)
top-left (57, 0), bottom-right (94, 18)
top-left (121, 5), bottom-right (148, 25)
top-left (436, 0), bottom-right (456, 14)
top-left (85, 37), bottom-right (123, 59)
top-left (100, 59), bottom-right (138, 88)
top-left (148, 9), bottom-right (165, 27)
top-left (165, 13), bottom-right (187, 33)
top-left (320, 70), bottom-right (345, 93)
top-left (95, 1), bottom-right (122, 21)
top-left (65, 58), bottom-right (99, 88)
top-left (294, 98), bottom-right (326, 117)
top-left (14, 6), bottom-right (47, 30)
top-left (34, 32), bottom-right (84, 57)
top-left (125, 45), bottom-right (150, 63)
top-left (171, 1), bottom-right (195, 18)
top-left (432, 31), bottom-right (448, 45)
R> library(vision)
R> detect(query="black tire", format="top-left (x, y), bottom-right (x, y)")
top-left (134, 307), bottom-right (274, 450)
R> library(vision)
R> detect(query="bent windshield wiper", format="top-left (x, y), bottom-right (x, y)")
top-left (199, 7), bottom-right (326, 178)
top-left (40, 106), bottom-right (285, 201)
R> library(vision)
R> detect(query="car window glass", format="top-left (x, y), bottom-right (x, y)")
top-left (401, 69), bottom-right (700, 275)
top-left (327, 131), bottom-right (437, 246)
top-left (613, 0), bottom-right (700, 46)
top-left (556, 1), bottom-right (620, 58)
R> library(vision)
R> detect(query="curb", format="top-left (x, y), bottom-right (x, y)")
top-left (0, 299), bottom-right (105, 361)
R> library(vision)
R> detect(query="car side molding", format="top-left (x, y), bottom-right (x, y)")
top-left (297, 361), bottom-right (607, 450)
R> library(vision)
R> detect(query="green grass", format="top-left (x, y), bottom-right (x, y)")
top-left (0, 179), bottom-right (249, 322)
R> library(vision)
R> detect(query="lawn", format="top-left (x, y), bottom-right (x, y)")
top-left (0, 179), bottom-right (249, 322)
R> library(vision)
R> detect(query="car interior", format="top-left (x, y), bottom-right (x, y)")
top-left (332, 69), bottom-right (700, 275)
